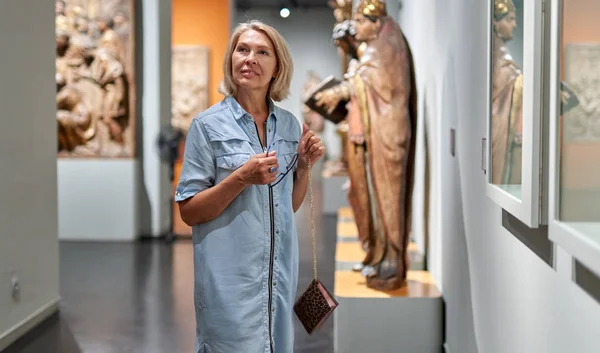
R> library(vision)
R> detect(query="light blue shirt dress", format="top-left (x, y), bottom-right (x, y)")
top-left (175, 95), bottom-right (302, 353)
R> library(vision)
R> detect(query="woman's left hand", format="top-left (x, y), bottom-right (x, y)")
top-left (297, 123), bottom-right (325, 170)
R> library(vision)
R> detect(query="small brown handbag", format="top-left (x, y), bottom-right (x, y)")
top-left (294, 160), bottom-right (339, 335)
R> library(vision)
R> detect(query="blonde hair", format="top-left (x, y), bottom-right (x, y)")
top-left (219, 20), bottom-right (293, 102)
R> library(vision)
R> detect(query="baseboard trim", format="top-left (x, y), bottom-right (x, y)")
top-left (0, 297), bottom-right (60, 351)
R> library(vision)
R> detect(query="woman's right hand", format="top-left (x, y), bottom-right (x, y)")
top-left (236, 151), bottom-right (279, 186)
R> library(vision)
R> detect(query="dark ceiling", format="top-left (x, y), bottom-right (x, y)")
top-left (236, 0), bottom-right (331, 10)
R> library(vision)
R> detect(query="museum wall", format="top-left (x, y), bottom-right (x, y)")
top-left (396, 0), bottom-right (444, 291)
top-left (139, 0), bottom-right (172, 237)
top-left (169, 0), bottom-right (231, 236)
top-left (0, 1), bottom-right (59, 350)
top-left (400, 1), bottom-right (600, 353)
top-left (172, 0), bottom-right (231, 106)
top-left (235, 7), bottom-right (343, 161)
top-left (56, 0), bottom-right (143, 241)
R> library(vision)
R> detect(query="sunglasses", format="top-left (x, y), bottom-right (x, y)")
top-left (266, 141), bottom-right (298, 188)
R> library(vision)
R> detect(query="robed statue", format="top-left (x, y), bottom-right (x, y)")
top-left (314, 0), bottom-right (417, 290)
top-left (490, 0), bottom-right (523, 185)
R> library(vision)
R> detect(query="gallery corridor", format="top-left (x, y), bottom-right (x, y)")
top-left (3, 1), bottom-right (600, 352)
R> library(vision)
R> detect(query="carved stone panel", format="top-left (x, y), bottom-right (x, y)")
top-left (55, 0), bottom-right (136, 158)
top-left (563, 44), bottom-right (600, 142)
top-left (171, 45), bottom-right (209, 133)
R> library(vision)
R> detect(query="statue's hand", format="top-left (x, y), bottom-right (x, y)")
top-left (349, 133), bottom-right (365, 145)
top-left (315, 89), bottom-right (341, 114)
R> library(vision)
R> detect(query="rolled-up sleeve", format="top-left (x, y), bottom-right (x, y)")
top-left (175, 119), bottom-right (215, 202)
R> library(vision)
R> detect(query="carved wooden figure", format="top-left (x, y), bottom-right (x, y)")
top-left (315, 0), bottom-right (418, 290)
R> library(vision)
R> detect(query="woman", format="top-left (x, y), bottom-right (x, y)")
top-left (175, 20), bottom-right (325, 353)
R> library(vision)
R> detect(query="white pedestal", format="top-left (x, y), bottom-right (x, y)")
top-left (58, 159), bottom-right (139, 241)
top-left (333, 271), bottom-right (444, 353)
top-left (333, 208), bottom-right (440, 353)
top-left (322, 173), bottom-right (349, 215)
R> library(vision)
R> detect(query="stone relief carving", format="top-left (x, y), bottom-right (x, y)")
top-left (563, 44), bottom-right (600, 142)
top-left (171, 45), bottom-right (209, 133)
top-left (55, 0), bottom-right (135, 157)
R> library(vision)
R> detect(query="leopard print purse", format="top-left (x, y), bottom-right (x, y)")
top-left (293, 159), bottom-right (339, 335)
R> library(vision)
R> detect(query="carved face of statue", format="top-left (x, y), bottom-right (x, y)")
top-left (114, 13), bottom-right (127, 26)
top-left (97, 20), bottom-right (107, 32)
top-left (76, 18), bottom-right (89, 34)
top-left (231, 29), bottom-right (278, 94)
top-left (352, 13), bottom-right (381, 42)
top-left (56, 1), bottom-right (65, 15)
top-left (494, 11), bottom-right (517, 41)
top-left (56, 34), bottom-right (69, 50)
top-left (96, 18), bottom-right (113, 33)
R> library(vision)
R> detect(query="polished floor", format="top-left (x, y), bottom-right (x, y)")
top-left (4, 165), bottom-right (337, 353)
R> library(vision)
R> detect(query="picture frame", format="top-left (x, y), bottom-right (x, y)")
top-left (548, 0), bottom-right (600, 276)
top-left (485, 0), bottom-right (545, 228)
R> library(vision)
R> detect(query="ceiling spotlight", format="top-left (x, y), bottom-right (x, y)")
top-left (280, 7), bottom-right (290, 18)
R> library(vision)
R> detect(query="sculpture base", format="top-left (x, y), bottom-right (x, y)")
top-left (322, 171), bottom-right (349, 215)
top-left (333, 206), bottom-right (441, 352)
top-left (333, 270), bottom-right (443, 353)
top-left (58, 158), bottom-right (139, 241)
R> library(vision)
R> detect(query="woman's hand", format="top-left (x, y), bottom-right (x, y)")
top-left (297, 123), bottom-right (325, 170)
top-left (236, 151), bottom-right (279, 185)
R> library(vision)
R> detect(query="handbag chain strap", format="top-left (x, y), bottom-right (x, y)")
top-left (308, 156), bottom-right (317, 280)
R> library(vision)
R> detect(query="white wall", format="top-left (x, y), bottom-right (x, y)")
top-left (400, 1), bottom-right (600, 353)
top-left (139, 0), bottom-right (172, 237)
top-left (396, 0), bottom-right (444, 288)
top-left (0, 0), bottom-right (60, 350)
top-left (235, 8), bottom-right (342, 161)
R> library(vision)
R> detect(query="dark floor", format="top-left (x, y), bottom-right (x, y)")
top-left (4, 166), bottom-right (337, 353)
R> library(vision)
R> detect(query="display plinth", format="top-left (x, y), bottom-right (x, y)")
top-left (322, 170), bottom-right (349, 215)
top-left (337, 207), bottom-right (354, 222)
top-left (333, 270), bottom-right (443, 353)
top-left (58, 159), bottom-right (139, 241)
top-left (336, 207), bottom-right (424, 271)
top-left (333, 207), bottom-right (440, 352)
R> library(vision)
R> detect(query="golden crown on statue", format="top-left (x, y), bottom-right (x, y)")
top-left (355, 0), bottom-right (387, 17)
top-left (494, 0), bottom-right (515, 16)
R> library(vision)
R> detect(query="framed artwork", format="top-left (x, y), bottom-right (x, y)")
top-left (485, 0), bottom-right (544, 228)
top-left (55, 0), bottom-right (136, 158)
top-left (171, 45), bottom-right (209, 133)
top-left (548, 0), bottom-right (600, 275)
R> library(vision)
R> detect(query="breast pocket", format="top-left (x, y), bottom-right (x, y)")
top-left (215, 153), bottom-right (251, 184)
top-left (204, 125), bottom-right (253, 185)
